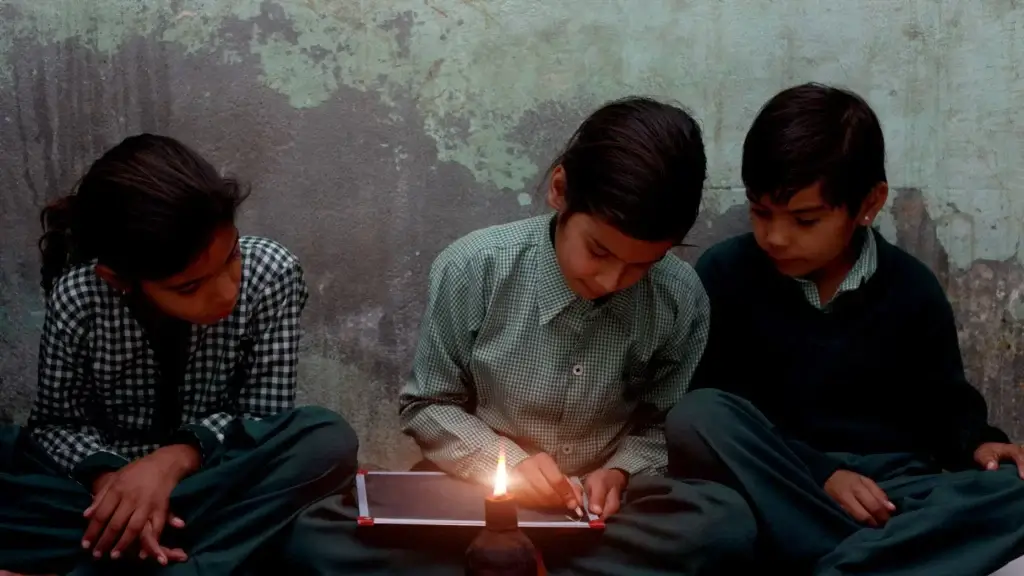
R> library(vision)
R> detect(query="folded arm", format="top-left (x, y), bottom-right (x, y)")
top-left (605, 280), bottom-right (712, 477)
top-left (399, 251), bottom-right (530, 484)
top-left (918, 287), bottom-right (1008, 470)
top-left (30, 289), bottom-right (130, 485)
top-left (173, 261), bottom-right (310, 464)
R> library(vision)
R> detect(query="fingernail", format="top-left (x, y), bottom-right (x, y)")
top-left (568, 499), bottom-right (578, 509)
top-left (886, 501), bottom-right (896, 510)
top-left (140, 551), bottom-right (147, 560)
top-left (591, 505), bottom-right (602, 514)
top-left (81, 540), bottom-right (90, 549)
top-left (111, 551), bottom-right (120, 560)
top-left (989, 461), bottom-right (998, 470)
top-left (159, 556), bottom-right (167, 565)
top-left (93, 551), bottom-right (102, 559)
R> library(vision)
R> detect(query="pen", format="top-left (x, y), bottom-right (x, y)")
top-left (557, 476), bottom-right (587, 518)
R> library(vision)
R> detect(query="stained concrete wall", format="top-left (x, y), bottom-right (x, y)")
top-left (1, 0), bottom-right (1023, 469)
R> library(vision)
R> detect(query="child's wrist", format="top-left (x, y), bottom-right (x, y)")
top-left (607, 468), bottom-right (629, 487)
top-left (90, 470), bottom-right (118, 495)
top-left (153, 444), bottom-right (201, 480)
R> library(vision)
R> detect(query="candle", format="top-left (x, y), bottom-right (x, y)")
top-left (482, 447), bottom-right (519, 531)
top-left (465, 444), bottom-right (540, 575)
top-left (494, 450), bottom-right (508, 496)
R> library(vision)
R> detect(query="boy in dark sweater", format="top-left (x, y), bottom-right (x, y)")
top-left (666, 83), bottom-right (1024, 575)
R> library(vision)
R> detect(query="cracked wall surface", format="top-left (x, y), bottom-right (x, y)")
top-left (2, 0), bottom-right (1023, 468)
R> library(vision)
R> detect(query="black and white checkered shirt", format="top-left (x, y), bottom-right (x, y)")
top-left (28, 236), bottom-right (308, 482)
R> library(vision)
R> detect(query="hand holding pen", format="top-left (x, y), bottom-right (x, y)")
top-left (510, 453), bottom-right (585, 518)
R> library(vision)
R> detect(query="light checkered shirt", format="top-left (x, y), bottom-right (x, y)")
top-left (793, 228), bottom-right (878, 310)
top-left (28, 236), bottom-right (308, 481)
top-left (399, 214), bottom-right (710, 484)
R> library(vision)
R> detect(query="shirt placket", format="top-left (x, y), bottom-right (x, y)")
top-left (556, 303), bottom-right (600, 471)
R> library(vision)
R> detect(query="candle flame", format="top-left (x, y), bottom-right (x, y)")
top-left (493, 446), bottom-right (507, 496)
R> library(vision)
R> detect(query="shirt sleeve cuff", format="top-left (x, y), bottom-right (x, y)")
top-left (463, 438), bottom-right (530, 485)
top-left (168, 424), bottom-right (223, 467)
top-left (602, 449), bottom-right (655, 478)
top-left (504, 443), bottom-right (530, 472)
top-left (976, 426), bottom-right (1011, 447)
top-left (71, 451), bottom-right (131, 488)
top-left (950, 426), bottom-right (1013, 470)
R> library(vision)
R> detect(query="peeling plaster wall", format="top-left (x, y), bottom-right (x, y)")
top-left (2, 0), bottom-right (1023, 468)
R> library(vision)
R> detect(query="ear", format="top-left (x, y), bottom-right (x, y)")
top-left (94, 264), bottom-right (131, 294)
top-left (546, 165), bottom-right (568, 212)
top-left (857, 182), bottom-right (889, 226)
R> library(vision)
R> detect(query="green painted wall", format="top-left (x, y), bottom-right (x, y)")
top-left (2, 0), bottom-right (1024, 467)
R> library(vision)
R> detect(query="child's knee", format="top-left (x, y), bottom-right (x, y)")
top-left (684, 482), bottom-right (758, 566)
top-left (287, 406), bottom-right (360, 479)
top-left (667, 389), bottom-right (742, 434)
top-left (666, 389), bottom-right (746, 465)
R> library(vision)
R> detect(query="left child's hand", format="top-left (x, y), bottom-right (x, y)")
top-left (974, 442), bottom-right (1024, 479)
top-left (82, 444), bottom-right (200, 562)
top-left (583, 468), bottom-right (628, 519)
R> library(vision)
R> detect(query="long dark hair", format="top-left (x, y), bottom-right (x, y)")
top-left (39, 134), bottom-right (249, 294)
top-left (548, 96), bottom-right (707, 243)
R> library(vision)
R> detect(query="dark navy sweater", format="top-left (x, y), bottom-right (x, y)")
top-left (692, 230), bottom-right (1008, 482)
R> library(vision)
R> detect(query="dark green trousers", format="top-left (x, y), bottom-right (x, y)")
top-left (0, 406), bottom-right (358, 576)
top-left (275, 471), bottom-right (756, 576)
top-left (666, 389), bottom-right (1024, 576)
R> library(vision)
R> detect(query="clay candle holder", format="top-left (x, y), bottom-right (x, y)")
top-left (464, 449), bottom-right (540, 575)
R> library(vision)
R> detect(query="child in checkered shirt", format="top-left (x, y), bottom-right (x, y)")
top-left (285, 98), bottom-right (757, 576)
top-left (0, 134), bottom-right (357, 575)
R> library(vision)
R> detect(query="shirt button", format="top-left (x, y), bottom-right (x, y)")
top-left (561, 445), bottom-right (573, 455)
top-left (572, 364), bottom-right (584, 376)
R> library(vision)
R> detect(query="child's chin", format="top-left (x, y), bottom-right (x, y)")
top-left (192, 309), bottom-right (233, 325)
top-left (568, 280), bottom-right (600, 301)
top-left (773, 259), bottom-right (815, 278)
